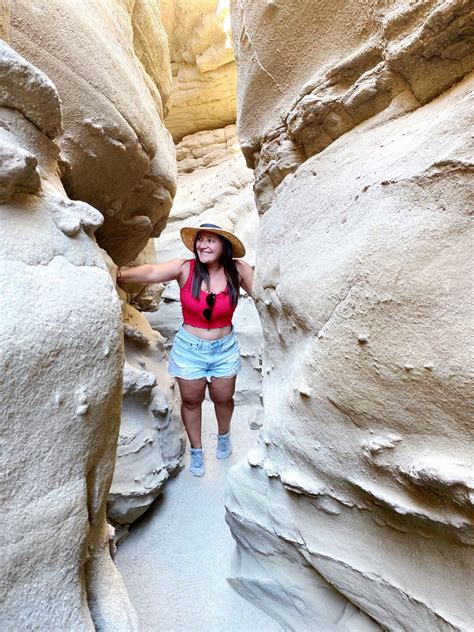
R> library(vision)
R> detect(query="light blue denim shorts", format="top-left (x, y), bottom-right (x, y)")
top-left (168, 326), bottom-right (241, 380)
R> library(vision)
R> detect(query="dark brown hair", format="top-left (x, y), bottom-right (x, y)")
top-left (192, 233), bottom-right (240, 306)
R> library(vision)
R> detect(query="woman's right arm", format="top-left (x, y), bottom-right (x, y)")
top-left (118, 258), bottom-right (188, 285)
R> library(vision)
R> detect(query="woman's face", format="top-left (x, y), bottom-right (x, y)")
top-left (195, 231), bottom-right (224, 265)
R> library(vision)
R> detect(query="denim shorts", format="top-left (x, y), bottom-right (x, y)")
top-left (168, 326), bottom-right (241, 380)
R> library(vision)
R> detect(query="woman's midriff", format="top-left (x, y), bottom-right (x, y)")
top-left (183, 323), bottom-right (232, 341)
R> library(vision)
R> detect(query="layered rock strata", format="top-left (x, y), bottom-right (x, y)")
top-left (162, 0), bottom-right (237, 141)
top-left (0, 41), bottom-right (137, 630)
top-left (10, 0), bottom-right (177, 264)
top-left (227, 1), bottom-right (474, 630)
top-left (232, 0), bottom-right (474, 213)
top-left (108, 303), bottom-right (185, 527)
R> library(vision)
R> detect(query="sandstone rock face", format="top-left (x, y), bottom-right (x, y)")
top-left (107, 304), bottom-right (186, 527)
top-left (0, 0), bottom-right (9, 39)
top-left (150, 125), bottom-right (263, 417)
top-left (227, 1), bottom-right (474, 630)
top-left (6, 0), bottom-right (186, 532)
top-left (162, 0), bottom-right (237, 141)
top-left (10, 0), bottom-right (177, 265)
top-left (0, 41), bottom-right (137, 630)
top-left (232, 0), bottom-right (473, 213)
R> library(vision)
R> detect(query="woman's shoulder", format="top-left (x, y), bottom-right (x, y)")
top-left (234, 259), bottom-right (254, 296)
top-left (178, 258), bottom-right (193, 289)
top-left (234, 259), bottom-right (253, 273)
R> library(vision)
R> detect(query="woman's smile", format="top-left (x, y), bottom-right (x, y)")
top-left (196, 231), bottom-right (223, 262)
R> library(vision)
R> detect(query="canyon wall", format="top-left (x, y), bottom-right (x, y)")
top-left (10, 0), bottom-right (177, 265)
top-left (227, 1), bottom-right (474, 630)
top-left (161, 0), bottom-right (237, 140)
top-left (1, 1), bottom-right (180, 627)
top-left (8, 0), bottom-right (187, 527)
top-left (0, 40), bottom-right (138, 630)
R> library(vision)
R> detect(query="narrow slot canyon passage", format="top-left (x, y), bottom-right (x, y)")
top-left (115, 400), bottom-right (280, 631)
top-left (2, 1), bottom-right (472, 630)
top-left (113, 140), bottom-right (272, 628)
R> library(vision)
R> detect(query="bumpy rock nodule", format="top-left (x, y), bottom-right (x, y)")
top-left (10, 0), bottom-right (177, 265)
top-left (227, 1), bottom-right (474, 630)
top-left (107, 304), bottom-right (186, 529)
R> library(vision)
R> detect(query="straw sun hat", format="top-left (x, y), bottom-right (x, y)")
top-left (180, 216), bottom-right (246, 258)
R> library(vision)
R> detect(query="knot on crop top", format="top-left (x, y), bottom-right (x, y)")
top-left (180, 260), bottom-right (236, 329)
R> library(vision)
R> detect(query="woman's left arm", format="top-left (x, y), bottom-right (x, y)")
top-left (236, 260), bottom-right (254, 297)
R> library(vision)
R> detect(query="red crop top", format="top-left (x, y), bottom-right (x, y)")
top-left (180, 260), bottom-right (236, 328)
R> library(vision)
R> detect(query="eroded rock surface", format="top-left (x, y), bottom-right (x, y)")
top-left (10, 0), bottom-right (177, 264)
top-left (108, 304), bottom-right (186, 528)
top-left (227, 1), bottom-right (474, 630)
top-left (4, 0), bottom-right (187, 534)
top-left (162, 0), bottom-right (237, 141)
top-left (232, 0), bottom-right (474, 213)
top-left (0, 41), bottom-right (137, 630)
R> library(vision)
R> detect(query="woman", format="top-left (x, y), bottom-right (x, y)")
top-left (117, 218), bottom-right (254, 477)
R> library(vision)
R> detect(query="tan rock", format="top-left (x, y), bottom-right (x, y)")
top-left (107, 305), bottom-right (186, 526)
top-left (0, 0), bottom-right (9, 39)
top-left (130, 0), bottom-right (173, 117)
top-left (162, 0), bottom-right (237, 141)
top-left (176, 124), bottom-right (241, 173)
top-left (0, 42), bottom-right (137, 630)
top-left (228, 1), bottom-right (474, 629)
top-left (231, 0), bottom-right (474, 212)
top-left (118, 240), bottom-right (165, 313)
top-left (10, 0), bottom-right (177, 265)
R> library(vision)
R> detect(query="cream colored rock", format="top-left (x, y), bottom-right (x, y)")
top-left (228, 1), bottom-right (474, 629)
top-left (0, 42), bottom-right (137, 630)
top-left (107, 305), bottom-right (186, 526)
top-left (162, 0), bottom-right (236, 141)
top-left (231, 0), bottom-right (474, 212)
top-left (177, 124), bottom-right (241, 173)
top-left (10, 0), bottom-right (177, 264)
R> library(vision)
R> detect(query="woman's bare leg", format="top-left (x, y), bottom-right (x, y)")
top-left (208, 376), bottom-right (236, 435)
top-left (176, 377), bottom-right (207, 448)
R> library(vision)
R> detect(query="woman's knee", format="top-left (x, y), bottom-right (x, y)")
top-left (181, 394), bottom-right (205, 408)
top-left (209, 379), bottom-right (236, 405)
top-left (209, 390), bottom-right (234, 406)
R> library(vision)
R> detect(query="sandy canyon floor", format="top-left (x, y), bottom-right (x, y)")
top-left (116, 400), bottom-right (281, 632)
